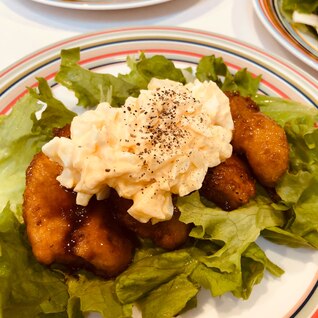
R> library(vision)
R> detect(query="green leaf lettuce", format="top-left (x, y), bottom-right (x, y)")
top-left (0, 205), bottom-right (69, 317)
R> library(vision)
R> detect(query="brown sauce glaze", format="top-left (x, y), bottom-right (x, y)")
top-left (109, 189), bottom-right (192, 250)
top-left (23, 151), bottom-right (136, 278)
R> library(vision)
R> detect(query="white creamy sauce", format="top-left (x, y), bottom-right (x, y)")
top-left (43, 78), bottom-right (234, 223)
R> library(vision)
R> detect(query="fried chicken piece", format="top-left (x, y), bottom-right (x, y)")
top-left (110, 190), bottom-right (192, 250)
top-left (23, 151), bottom-right (135, 277)
top-left (23, 152), bottom-right (78, 265)
top-left (227, 92), bottom-right (289, 188)
top-left (200, 153), bottom-right (256, 211)
top-left (72, 199), bottom-right (136, 277)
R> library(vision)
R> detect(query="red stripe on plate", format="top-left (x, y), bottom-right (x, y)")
top-left (1, 47), bottom-right (289, 115)
top-left (284, 271), bottom-right (318, 318)
top-left (79, 48), bottom-right (203, 65)
top-left (1, 72), bottom-right (56, 114)
top-left (79, 48), bottom-right (289, 98)
top-left (259, 0), bottom-right (318, 64)
top-left (1, 26), bottom-right (317, 90)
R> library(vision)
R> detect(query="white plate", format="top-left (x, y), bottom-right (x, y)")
top-left (0, 26), bottom-right (317, 318)
top-left (253, 0), bottom-right (318, 71)
top-left (29, 0), bottom-right (172, 10)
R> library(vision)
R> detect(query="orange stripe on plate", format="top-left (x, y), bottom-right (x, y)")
top-left (260, 0), bottom-right (317, 61)
top-left (284, 271), bottom-right (318, 318)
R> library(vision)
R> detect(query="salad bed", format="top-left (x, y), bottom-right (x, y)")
top-left (281, 0), bottom-right (318, 37)
top-left (0, 48), bottom-right (317, 318)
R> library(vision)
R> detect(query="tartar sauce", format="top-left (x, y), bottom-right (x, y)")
top-left (43, 78), bottom-right (233, 223)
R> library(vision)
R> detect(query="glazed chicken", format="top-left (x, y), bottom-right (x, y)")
top-left (23, 151), bottom-right (135, 277)
top-left (198, 92), bottom-right (289, 210)
top-left (23, 151), bottom-right (81, 266)
top-left (227, 92), bottom-right (289, 188)
top-left (200, 153), bottom-right (256, 211)
top-left (110, 189), bottom-right (192, 250)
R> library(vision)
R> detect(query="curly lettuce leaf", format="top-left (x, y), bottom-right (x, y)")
top-left (0, 205), bottom-right (69, 317)
top-left (55, 48), bottom-right (140, 108)
top-left (254, 95), bottom-right (318, 248)
top-left (280, 0), bottom-right (318, 36)
top-left (0, 81), bottom-right (75, 220)
top-left (55, 49), bottom-right (259, 112)
top-left (253, 94), bottom-right (318, 126)
top-left (192, 243), bottom-right (271, 301)
top-left (172, 191), bottom-right (285, 300)
top-left (278, 175), bottom-right (318, 248)
top-left (282, 0), bottom-right (318, 14)
top-left (66, 273), bottom-right (132, 318)
top-left (189, 260), bottom-right (241, 297)
top-left (234, 242), bottom-right (284, 299)
top-left (114, 248), bottom-right (202, 317)
top-left (138, 275), bottom-right (199, 318)
top-left (114, 235), bottom-right (284, 313)
top-left (0, 94), bottom-right (42, 218)
top-left (119, 53), bottom-right (186, 89)
top-left (196, 55), bottom-right (261, 96)
top-left (29, 77), bottom-right (76, 135)
top-left (177, 191), bottom-right (285, 273)
top-left (55, 49), bottom-right (186, 109)
top-left (261, 227), bottom-right (313, 248)
top-left (114, 242), bottom-right (279, 315)
top-left (115, 249), bottom-right (197, 304)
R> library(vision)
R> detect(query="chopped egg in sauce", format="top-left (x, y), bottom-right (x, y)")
top-left (42, 78), bottom-right (234, 223)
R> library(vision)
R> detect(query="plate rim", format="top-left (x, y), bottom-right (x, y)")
top-left (253, 0), bottom-right (318, 71)
top-left (1, 26), bottom-right (317, 93)
top-left (1, 26), bottom-right (317, 114)
top-left (0, 25), bottom-right (317, 318)
top-left (273, 0), bottom-right (318, 57)
top-left (29, 0), bottom-right (172, 10)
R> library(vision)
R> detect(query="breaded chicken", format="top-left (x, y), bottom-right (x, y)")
top-left (23, 152), bottom-right (78, 265)
top-left (23, 151), bottom-right (135, 277)
top-left (200, 153), bottom-right (256, 211)
top-left (227, 92), bottom-right (289, 188)
top-left (72, 199), bottom-right (136, 277)
top-left (110, 190), bottom-right (192, 250)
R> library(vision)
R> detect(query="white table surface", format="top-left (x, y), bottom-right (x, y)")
top-left (0, 0), bottom-right (317, 80)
